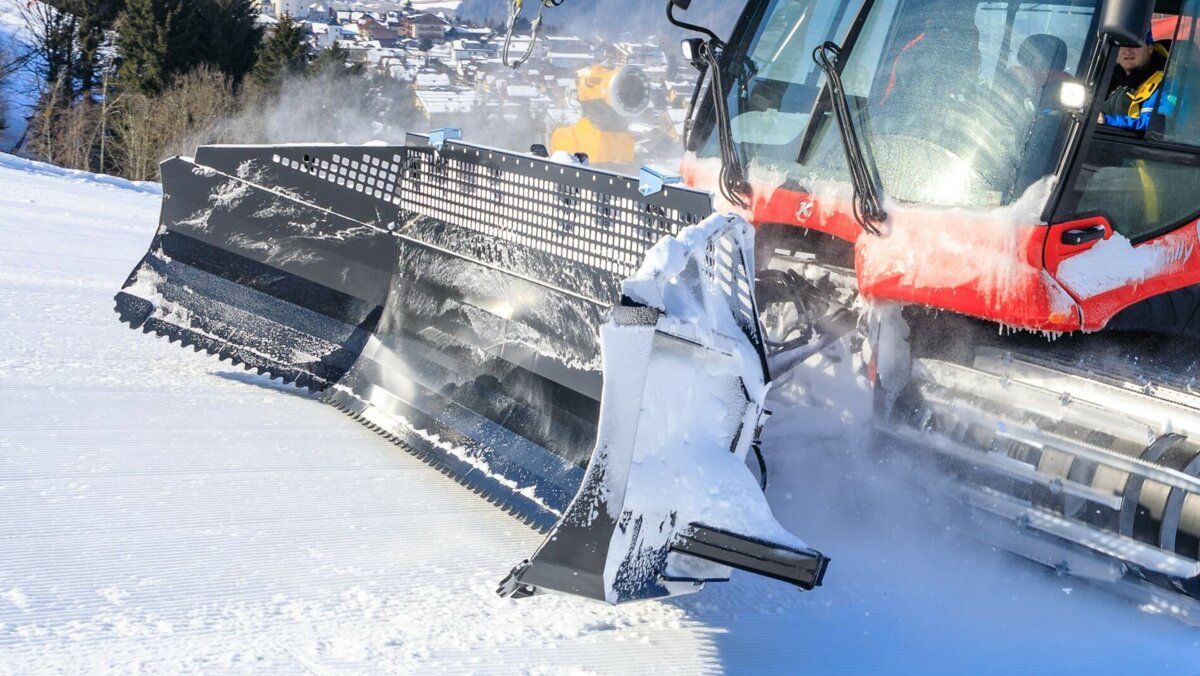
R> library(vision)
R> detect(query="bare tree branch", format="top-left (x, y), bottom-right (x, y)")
top-left (15, 0), bottom-right (80, 99)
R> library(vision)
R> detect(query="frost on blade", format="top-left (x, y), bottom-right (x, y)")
top-left (583, 214), bottom-right (804, 600)
top-left (502, 213), bottom-right (823, 604)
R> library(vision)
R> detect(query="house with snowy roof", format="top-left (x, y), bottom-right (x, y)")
top-left (403, 12), bottom-right (451, 41)
top-left (356, 16), bottom-right (400, 46)
top-left (272, 0), bottom-right (309, 19)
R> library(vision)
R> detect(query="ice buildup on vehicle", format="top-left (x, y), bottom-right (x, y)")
top-left (500, 214), bottom-right (828, 603)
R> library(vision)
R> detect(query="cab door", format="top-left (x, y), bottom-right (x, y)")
top-left (1047, 5), bottom-right (1200, 334)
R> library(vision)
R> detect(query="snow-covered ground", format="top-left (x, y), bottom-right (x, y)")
top-left (0, 153), bottom-right (1196, 673)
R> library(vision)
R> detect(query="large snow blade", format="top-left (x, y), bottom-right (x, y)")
top-left (115, 144), bottom-right (405, 389)
top-left (117, 134), bottom-right (825, 602)
top-left (499, 217), bottom-right (828, 602)
top-left (318, 134), bottom-right (716, 528)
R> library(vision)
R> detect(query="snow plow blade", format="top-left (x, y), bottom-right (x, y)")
top-left (499, 226), bottom-right (831, 601)
top-left (115, 145), bottom-right (401, 390)
top-left (116, 135), bottom-right (825, 602)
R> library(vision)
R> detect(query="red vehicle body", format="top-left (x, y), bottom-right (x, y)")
top-left (679, 7), bottom-right (1200, 339)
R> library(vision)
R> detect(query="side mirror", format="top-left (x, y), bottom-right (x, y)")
top-left (1098, 0), bottom-right (1155, 46)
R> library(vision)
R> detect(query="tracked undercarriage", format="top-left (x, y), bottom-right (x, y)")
top-left (760, 238), bottom-right (1200, 624)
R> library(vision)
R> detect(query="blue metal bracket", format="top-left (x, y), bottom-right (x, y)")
top-left (639, 166), bottom-right (683, 197)
top-left (429, 128), bottom-right (462, 151)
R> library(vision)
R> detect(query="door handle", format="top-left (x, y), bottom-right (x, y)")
top-left (1061, 226), bottom-right (1106, 246)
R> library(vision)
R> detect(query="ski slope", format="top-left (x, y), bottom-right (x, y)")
top-left (0, 153), bottom-right (1196, 673)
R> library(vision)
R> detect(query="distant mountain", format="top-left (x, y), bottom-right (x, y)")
top-left (455, 0), bottom-right (741, 40)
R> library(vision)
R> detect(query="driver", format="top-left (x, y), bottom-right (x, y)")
top-left (1099, 33), bottom-right (1174, 130)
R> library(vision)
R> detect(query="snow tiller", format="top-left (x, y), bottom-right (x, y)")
top-left (118, 0), bottom-right (1200, 622)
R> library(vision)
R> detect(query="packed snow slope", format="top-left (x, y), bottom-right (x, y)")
top-left (0, 152), bottom-right (1196, 673)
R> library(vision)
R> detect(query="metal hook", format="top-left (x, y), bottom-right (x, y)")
top-left (501, 0), bottom-right (556, 69)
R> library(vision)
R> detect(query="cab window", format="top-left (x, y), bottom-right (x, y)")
top-left (1055, 3), bottom-right (1200, 242)
top-left (798, 0), bottom-right (1098, 208)
top-left (1156, 12), bottom-right (1200, 143)
top-left (716, 0), bottom-right (860, 163)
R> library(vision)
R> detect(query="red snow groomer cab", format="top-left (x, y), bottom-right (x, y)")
top-left (678, 0), bottom-right (1200, 618)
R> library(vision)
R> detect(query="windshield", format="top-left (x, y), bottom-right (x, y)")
top-left (701, 0), bottom-right (861, 165)
top-left (706, 0), bottom-right (1100, 209)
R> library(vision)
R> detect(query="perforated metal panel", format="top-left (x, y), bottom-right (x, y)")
top-left (271, 150), bottom-right (405, 206)
top-left (398, 135), bottom-right (714, 281)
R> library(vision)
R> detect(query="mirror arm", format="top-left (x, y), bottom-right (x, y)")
top-left (667, 0), bottom-right (722, 45)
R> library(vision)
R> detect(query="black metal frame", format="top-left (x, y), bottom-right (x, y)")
top-left (794, 0), bottom-right (878, 166)
top-left (683, 0), bottom-right (768, 154)
top-left (398, 133), bottom-right (714, 303)
top-left (1050, 8), bottom-right (1200, 244)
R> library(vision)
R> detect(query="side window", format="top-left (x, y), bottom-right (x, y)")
top-left (1156, 12), bottom-right (1200, 143)
top-left (1056, 3), bottom-right (1200, 242)
top-left (1069, 146), bottom-right (1200, 240)
top-left (701, 0), bottom-right (859, 166)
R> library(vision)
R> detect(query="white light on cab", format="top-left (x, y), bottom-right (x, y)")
top-left (1060, 81), bottom-right (1088, 110)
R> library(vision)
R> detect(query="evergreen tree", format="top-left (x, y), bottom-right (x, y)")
top-left (35, 8), bottom-right (80, 99)
top-left (252, 14), bottom-right (308, 86)
top-left (116, 0), bottom-right (202, 94)
top-left (309, 42), bottom-right (361, 78)
top-left (165, 0), bottom-right (204, 76)
top-left (116, 0), bottom-right (169, 94)
top-left (201, 0), bottom-right (263, 85)
top-left (72, 0), bottom-right (125, 95)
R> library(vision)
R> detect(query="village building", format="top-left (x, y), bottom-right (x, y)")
top-left (403, 12), bottom-right (451, 41)
top-left (272, 0), bottom-right (309, 18)
top-left (283, 4), bottom-right (684, 166)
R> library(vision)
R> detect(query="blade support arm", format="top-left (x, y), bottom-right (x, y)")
top-left (672, 524), bottom-right (830, 591)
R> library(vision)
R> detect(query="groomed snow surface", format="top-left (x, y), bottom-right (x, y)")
top-left (0, 153), bottom-right (1196, 673)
